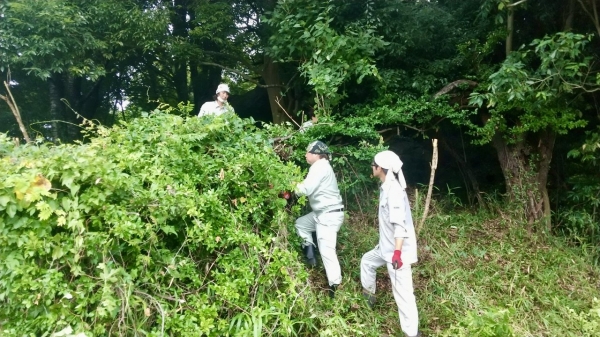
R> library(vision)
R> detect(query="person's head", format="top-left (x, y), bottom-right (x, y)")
top-left (305, 140), bottom-right (330, 165)
top-left (371, 150), bottom-right (402, 182)
top-left (306, 107), bottom-right (318, 123)
top-left (215, 83), bottom-right (230, 103)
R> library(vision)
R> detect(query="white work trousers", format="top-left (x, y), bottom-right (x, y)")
top-left (361, 247), bottom-right (419, 337)
top-left (295, 211), bottom-right (344, 286)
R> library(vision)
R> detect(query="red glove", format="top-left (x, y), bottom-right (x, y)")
top-left (392, 250), bottom-right (403, 270)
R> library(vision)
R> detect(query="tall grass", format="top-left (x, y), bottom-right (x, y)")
top-left (306, 190), bottom-right (600, 336)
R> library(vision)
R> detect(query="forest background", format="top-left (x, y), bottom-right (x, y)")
top-left (1, 0), bottom-right (600, 336)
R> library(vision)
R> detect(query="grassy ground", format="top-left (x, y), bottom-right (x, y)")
top-left (304, 202), bottom-right (600, 337)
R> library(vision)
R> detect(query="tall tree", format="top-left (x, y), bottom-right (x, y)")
top-left (464, 0), bottom-right (600, 228)
top-left (264, 0), bottom-right (386, 116)
top-left (0, 0), bottom-right (167, 141)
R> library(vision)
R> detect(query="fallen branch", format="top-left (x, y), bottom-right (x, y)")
top-left (433, 80), bottom-right (478, 98)
top-left (275, 97), bottom-right (301, 128)
top-left (417, 139), bottom-right (438, 235)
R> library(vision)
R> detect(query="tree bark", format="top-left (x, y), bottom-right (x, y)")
top-left (262, 55), bottom-right (287, 124)
top-left (48, 75), bottom-right (63, 142)
top-left (417, 139), bottom-right (438, 235)
top-left (565, 0), bottom-right (575, 31)
top-left (489, 128), bottom-right (554, 230)
top-left (64, 73), bottom-right (82, 140)
top-left (506, 5), bottom-right (514, 56)
top-left (171, 0), bottom-right (190, 104)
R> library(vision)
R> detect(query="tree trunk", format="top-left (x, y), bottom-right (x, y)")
top-left (171, 0), bottom-right (189, 104)
top-left (576, 0), bottom-right (600, 37)
top-left (506, 5), bottom-right (514, 56)
top-left (48, 74), bottom-right (63, 142)
top-left (262, 55), bottom-right (287, 124)
top-left (188, 8), bottom-right (202, 114)
top-left (496, 0), bottom-right (553, 231)
top-left (490, 129), bottom-right (554, 230)
top-left (64, 73), bottom-right (83, 140)
top-left (565, 0), bottom-right (575, 31)
top-left (190, 58), bottom-right (201, 114)
top-left (439, 137), bottom-right (487, 209)
top-left (1, 82), bottom-right (31, 143)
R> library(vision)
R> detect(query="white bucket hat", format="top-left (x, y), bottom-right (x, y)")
top-left (216, 83), bottom-right (230, 94)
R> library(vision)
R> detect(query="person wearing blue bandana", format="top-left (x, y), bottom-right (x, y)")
top-left (361, 150), bottom-right (420, 337)
top-left (294, 140), bottom-right (344, 298)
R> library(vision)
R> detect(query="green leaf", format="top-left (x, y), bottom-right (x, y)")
top-left (6, 203), bottom-right (17, 218)
top-left (0, 195), bottom-right (11, 208)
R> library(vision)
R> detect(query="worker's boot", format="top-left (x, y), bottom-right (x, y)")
top-left (328, 284), bottom-right (338, 298)
top-left (303, 244), bottom-right (317, 267)
top-left (362, 290), bottom-right (376, 308)
top-left (404, 333), bottom-right (421, 337)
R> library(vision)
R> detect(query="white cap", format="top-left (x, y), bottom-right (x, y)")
top-left (216, 83), bottom-right (230, 94)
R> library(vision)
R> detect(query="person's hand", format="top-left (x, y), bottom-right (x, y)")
top-left (278, 191), bottom-right (292, 200)
top-left (391, 250), bottom-right (402, 269)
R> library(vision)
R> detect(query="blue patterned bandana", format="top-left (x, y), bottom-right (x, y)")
top-left (306, 140), bottom-right (330, 155)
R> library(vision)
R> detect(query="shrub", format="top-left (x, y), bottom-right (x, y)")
top-left (568, 298), bottom-right (600, 337)
top-left (0, 111), bottom-right (311, 336)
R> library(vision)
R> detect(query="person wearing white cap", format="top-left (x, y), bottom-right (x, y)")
top-left (198, 83), bottom-right (235, 117)
top-left (294, 140), bottom-right (344, 298)
top-left (361, 150), bottom-right (420, 337)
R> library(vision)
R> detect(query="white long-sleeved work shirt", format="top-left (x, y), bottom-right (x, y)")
top-left (197, 101), bottom-right (235, 117)
top-left (295, 158), bottom-right (343, 215)
top-left (377, 177), bottom-right (418, 265)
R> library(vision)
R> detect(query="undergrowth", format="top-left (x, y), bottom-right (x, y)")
top-left (330, 193), bottom-right (600, 337)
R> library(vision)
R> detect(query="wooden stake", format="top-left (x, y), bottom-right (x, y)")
top-left (417, 139), bottom-right (438, 235)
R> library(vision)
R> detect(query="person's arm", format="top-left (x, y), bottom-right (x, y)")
top-left (388, 184), bottom-right (408, 269)
top-left (389, 186), bottom-right (408, 240)
top-left (394, 238), bottom-right (404, 250)
top-left (295, 163), bottom-right (323, 197)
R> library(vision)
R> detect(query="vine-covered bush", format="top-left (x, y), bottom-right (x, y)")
top-left (0, 112), bottom-right (311, 336)
top-left (264, 95), bottom-right (457, 211)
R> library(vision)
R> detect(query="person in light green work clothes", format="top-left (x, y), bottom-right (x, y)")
top-left (294, 140), bottom-right (344, 298)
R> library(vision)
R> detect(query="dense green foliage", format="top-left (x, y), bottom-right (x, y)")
top-left (265, 0), bottom-right (385, 110)
top-left (0, 111), bottom-right (311, 335)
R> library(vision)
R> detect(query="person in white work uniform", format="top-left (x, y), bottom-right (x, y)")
top-left (361, 150), bottom-right (420, 337)
top-left (294, 140), bottom-right (344, 298)
top-left (299, 107), bottom-right (318, 133)
top-left (198, 83), bottom-right (235, 117)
